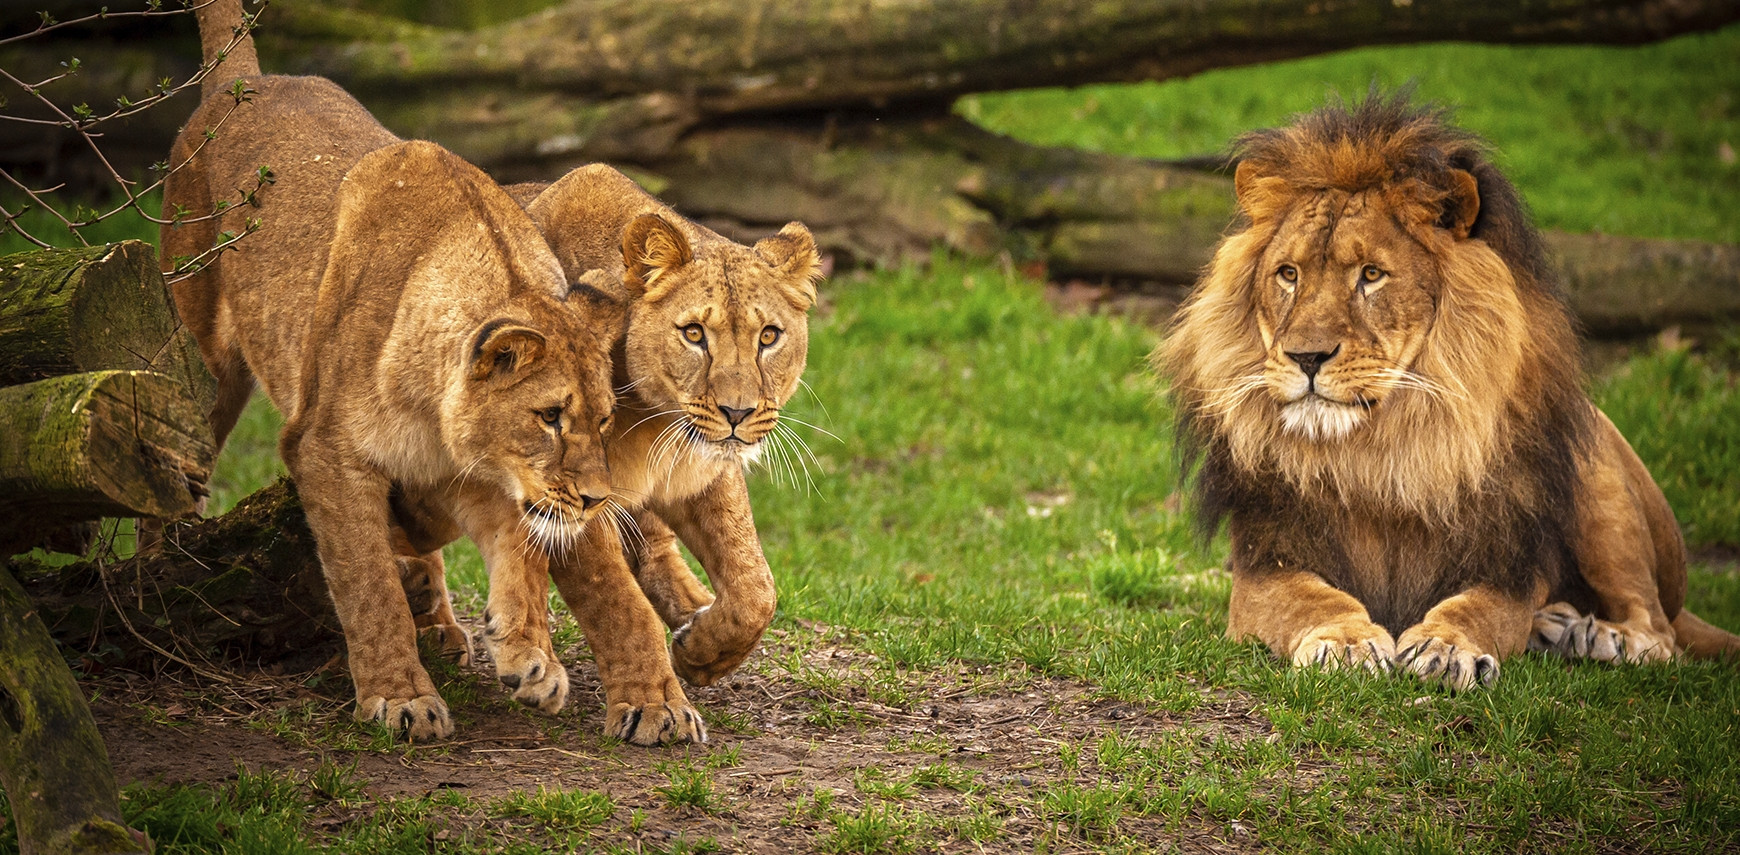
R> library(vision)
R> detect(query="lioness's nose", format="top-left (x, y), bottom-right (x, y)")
top-left (1286, 346), bottom-right (1340, 378)
top-left (719, 405), bottom-right (753, 426)
top-left (580, 493), bottom-right (606, 511)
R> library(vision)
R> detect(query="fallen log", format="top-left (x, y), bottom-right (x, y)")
top-left (0, 567), bottom-right (148, 855)
top-left (0, 370), bottom-right (214, 555)
top-left (0, 241), bottom-right (214, 412)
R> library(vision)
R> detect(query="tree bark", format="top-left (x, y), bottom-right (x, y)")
top-left (0, 567), bottom-right (148, 855)
top-left (0, 241), bottom-right (214, 412)
top-left (0, 370), bottom-right (214, 546)
top-left (12, 478), bottom-right (341, 671)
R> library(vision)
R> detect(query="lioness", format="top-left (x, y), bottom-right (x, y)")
top-left (502, 165), bottom-right (821, 738)
top-left (165, 0), bottom-right (628, 739)
top-left (1160, 93), bottom-right (1740, 690)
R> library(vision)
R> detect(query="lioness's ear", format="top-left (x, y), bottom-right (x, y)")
top-left (1232, 160), bottom-right (1289, 223)
top-left (622, 214), bottom-right (692, 303)
top-left (1442, 168), bottom-right (1481, 240)
top-left (754, 221), bottom-right (822, 311)
top-left (469, 320), bottom-right (547, 382)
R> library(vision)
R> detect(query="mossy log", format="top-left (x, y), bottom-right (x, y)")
top-left (0, 242), bottom-right (214, 411)
top-left (0, 371), bottom-right (214, 555)
top-left (12, 479), bottom-right (341, 671)
top-left (0, 567), bottom-right (149, 855)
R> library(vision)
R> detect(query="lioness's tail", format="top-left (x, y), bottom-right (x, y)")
top-left (1674, 609), bottom-right (1740, 660)
top-left (196, 0), bottom-right (261, 98)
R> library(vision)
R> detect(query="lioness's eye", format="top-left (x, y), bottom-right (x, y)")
top-left (759, 326), bottom-right (781, 347)
top-left (537, 406), bottom-right (562, 427)
top-left (682, 324), bottom-right (705, 345)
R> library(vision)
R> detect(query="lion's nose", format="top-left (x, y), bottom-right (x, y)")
top-left (580, 493), bottom-right (607, 511)
top-left (1286, 345), bottom-right (1340, 379)
top-left (719, 405), bottom-right (753, 426)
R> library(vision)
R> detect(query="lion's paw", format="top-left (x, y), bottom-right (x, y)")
top-left (355, 693), bottom-right (453, 742)
top-left (605, 699), bottom-right (708, 746)
top-left (397, 554), bottom-right (443, 616)
top-left (492, 646), bottom-right (570, 714)
top-left (1529, 602), bottom-right (1672, 664)
top-left (416, 619), bottom-right (473, 665)
top-left (670, 604), bottom-right (762, 686)
top-left (1396, 634), bottom-right (1499, 691)
top-left (1290, 621), bottom-right (1396, 674)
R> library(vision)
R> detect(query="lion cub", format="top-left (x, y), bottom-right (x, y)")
top-left (164, 0), bottom-right (618, 739)
top-left (485, 165), bottom-right (819, 742)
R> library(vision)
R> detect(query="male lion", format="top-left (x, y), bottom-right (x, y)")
top-left (164, 0), bottom-right (638, 740)
top-left (495, 165), bottom-right (821, 735)
top-left (1161, 93), bottom-right (1740, 690)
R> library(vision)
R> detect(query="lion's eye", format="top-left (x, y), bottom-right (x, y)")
top-left (599, 414), bottom-right (611, 430)
top-left (537, 406), bottom-right (562, 427)
top-left (682, 324), bottom-right (705, 345)
top-left (1276, 264), bottom-right (1298, 291)
top-left (1361, 264), bottom-right (1385, 283)
top-left (759, 326), bottom-right (781, 347)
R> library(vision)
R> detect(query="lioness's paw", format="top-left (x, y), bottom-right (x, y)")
top-left (1529, 603), bottom-right (1672, 664)
top-left (670, 605), bottom-right (762, 686)
top-left (397, 555), bottom-right (442, 616)
top-left (1396, 635), bottom-right (1498, 691)
top-left (355, 693), bottom-right (452, 742)
top-left (1290, 621), bottom-right (1396, 674)
top-left (605, 699), bottom-right (708, 746)
top-left (493, 647), bottom-right (569, 714)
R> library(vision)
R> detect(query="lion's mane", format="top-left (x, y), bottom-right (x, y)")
top-left (1160, 92), bottom-right (1596, 630)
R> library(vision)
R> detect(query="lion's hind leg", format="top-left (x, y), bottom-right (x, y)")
top-left (1529, 601), bottom-right (1673, 663)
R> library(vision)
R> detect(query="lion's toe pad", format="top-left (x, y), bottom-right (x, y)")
top-left (670, 605), bottom-right (761, 686)
top-left (493, 648), bottom-right (570, 714)
top-left (1290, 622), bottom-right (1396, 674)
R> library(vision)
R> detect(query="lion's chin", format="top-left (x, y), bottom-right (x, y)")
top-left (697, 437), bottom-right (764, 466)
top-left (1280, 396), bottom-right (1367, 442)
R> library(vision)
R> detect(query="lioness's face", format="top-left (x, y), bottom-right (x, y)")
top-left (1253, 190), bottom-right (1440, 441)
top-left (452, 319), bottom-right (617, 551)
top-left (621, 217), bottom-right (820, 464)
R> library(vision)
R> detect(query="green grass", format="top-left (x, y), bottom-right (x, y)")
top-left (961, 26), bottom-right (1740, 244)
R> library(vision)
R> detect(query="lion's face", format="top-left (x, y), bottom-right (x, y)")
top-left (620, 216), bottom-right (820, 464)
top-left (1252, 190), bottom-right (1442, 441)
top-left (448, 317), bottom-right (618, 551)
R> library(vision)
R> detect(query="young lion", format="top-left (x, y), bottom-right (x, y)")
top-left (164, 0), bottom-right (621, 740)
top-left (1161, 93), bottom-right (1740, 690)
top-left (494, 165), bottom-right (819, 740)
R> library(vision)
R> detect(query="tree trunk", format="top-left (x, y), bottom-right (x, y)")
top-left (0, 241), bottom-right (214, 412)
top-left (12, 478), bottom-right (341, 671)
top-left (0, 370), bottom-right (214, 548)
top-left (0, 567), bottom-right (148, 855)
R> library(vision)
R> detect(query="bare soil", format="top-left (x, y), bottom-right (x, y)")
top-left (87, 620), bottom-right (1267, 853)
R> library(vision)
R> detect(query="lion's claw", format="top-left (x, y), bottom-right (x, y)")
top-left (1529, 602), bottom-right (1671, 664)
top-left (356, 693), bottom-right (452, 742)
top-left (1397, 637), bottom-right (1498, 691)
top-left (1291, 621), bottom-right (1396, 674)
top-left (670, 604), bottom-right (762, 686)
top-left (605, 700), bottom-right (708, 746)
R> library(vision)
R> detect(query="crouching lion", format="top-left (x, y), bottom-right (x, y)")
top-left (165, 0), bottom-right (627, 740)
top-left (1160, 92), bottom-right (1740, 690)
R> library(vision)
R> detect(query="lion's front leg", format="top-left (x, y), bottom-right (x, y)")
top-left (287, 443), bottom-right (452, 741)
top-left (550, 523), bottom-right (706, 746)
top-left (655, 469), bottom-right (777, 686)
top-left (456, 499), bottom-right (569, 715)
top-left (624, 507), bottom-right (715, 630)
top-left (1398, 581), bottom-right (1544, 690)
top-left (1228, 561), bottom-right (1396, 673)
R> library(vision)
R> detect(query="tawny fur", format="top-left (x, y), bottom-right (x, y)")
top-left (1160, 92), bottom-right (1739, 689)
top-left (164, 0), bottom-right (628, 741)
top-left (516, 166), bottom-right (820, 692)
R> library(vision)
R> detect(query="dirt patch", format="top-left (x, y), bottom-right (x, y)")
top-left (88, 620), bottom-right (1274, 852)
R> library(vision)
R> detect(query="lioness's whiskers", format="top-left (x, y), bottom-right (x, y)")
top-left (796, 377), bottom-right (835, 424)
top-left (777, 413), bottom-right (843, 444)
top-left (623, 407), bottom-right (688, 435)
top-left (774, 421), bottom-right (822, 496)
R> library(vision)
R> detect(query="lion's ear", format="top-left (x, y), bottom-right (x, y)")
top-left (1233, 160), bottom-right (1289, 223)
top-left (754, 221), bottom-right (822, 311)
top-left (1442, 168), bottom-right (1481, 240)
top-left (469, 320), bottom-right (547, 382)
top-left (621, 214), bottom-right (692, 303)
